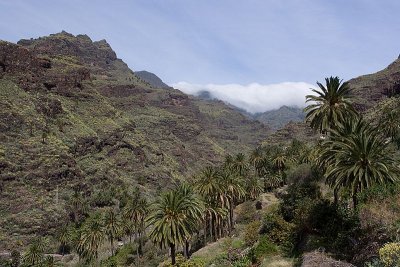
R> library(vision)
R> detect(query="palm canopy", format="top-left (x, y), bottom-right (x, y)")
top-left (318, 117), bottom-right (399, 206)
top-left (305, 76), bottom-right (357, 133)
top-left (147, 188), bottom-right (203, 249)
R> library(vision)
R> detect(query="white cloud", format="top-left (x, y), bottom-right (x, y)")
top-left (172, 81), bottom-right (316, 114)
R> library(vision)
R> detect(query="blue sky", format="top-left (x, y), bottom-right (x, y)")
top-left (1, 0), bottom-right (399, 112)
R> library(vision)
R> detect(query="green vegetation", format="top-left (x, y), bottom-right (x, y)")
top-left (2, 31), bottom-right (400, 267)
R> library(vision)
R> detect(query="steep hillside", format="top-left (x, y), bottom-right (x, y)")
top-left (348, 58), bottom-right (400, 111)
top-left (134, 70), bottom-right (171, 89)
top-left (253, 106), bottom-right (305, 130)
top-left (0, 32), bottom-right (269, 249)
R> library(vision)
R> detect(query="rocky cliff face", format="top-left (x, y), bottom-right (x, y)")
top-left (348, 58), bottom-right (400, 111)
top-left (0, 32), bottom-right (269, 249)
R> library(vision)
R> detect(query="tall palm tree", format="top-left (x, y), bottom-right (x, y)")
top-left (194, 167), bottom-right (228, 242)
top-left (122, 189), bottom-right (148, 257)
top-left (57, 225), bottom-right (72, 256)
top-left (68, 191), bottom-right (88, 225)
top-left (232, 153), bottom-right (249, 176)
top-left (147, 188), bottom-right (202, 265)
top-left (77, 213), bottom-right (105, 263)
top-left (176, 184), bottom-right (204, 258)
top-left (379, 108), bottom-right (400, 142)
top-left (219, 169), bottom-right (245, 232)
top-left (305, 76), bottom-right (357, 133)
top-left (249, 147), bottom-right (264, 175)
top-left (103, 208), bottom-right (122, 256)
top-left (23, 237), bottom-right (46, 266)
top-left (318, 117), bottom-right (399, 208)
top-left (246, 175), bottom-right (263, 200)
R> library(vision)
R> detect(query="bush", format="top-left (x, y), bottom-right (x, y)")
top-left (248, 235), bottom-right (278, 263)
top-left (379, 242), bottom-right (400, 267)
top-left (244, 221), bottom-right (261, 246)
top-left (261, 212), bottom-right (294, 244)
top-left (162, 254), bottom-right (205, 267)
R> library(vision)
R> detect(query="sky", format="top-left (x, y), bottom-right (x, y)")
top-left (1, 0), bottom-right (399, 112)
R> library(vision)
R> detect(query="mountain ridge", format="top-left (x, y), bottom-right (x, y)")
top-left (0, 32), bottom-right (270, 249)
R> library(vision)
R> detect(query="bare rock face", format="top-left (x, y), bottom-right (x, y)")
top-left (348, 58), bottom-right (400, 112)
top-left (0, 40), bottom-right (91, 93)
top-left (0, 41), bottom-right (49, 90)
top-left (18, 31), bottom-right (117, 68)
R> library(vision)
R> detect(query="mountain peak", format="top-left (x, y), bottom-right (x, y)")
top-left (134, 70), bottom-right (171, 89)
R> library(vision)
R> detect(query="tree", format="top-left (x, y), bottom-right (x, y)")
top-left (77, 213), bottom-right (105, 263)
top-left (122, 189), bottom-right (148, 258)
top-left (175, 184), bottom-right (204, 259)
top-left (318, 117), bottom-right (399, 208)
top-left (103, 208), bottom-right (122, 256)
top-left (147, 188), bottom-right (203, 265)
top-left (305, 76), bottom-right (357, 133)
top-left (194, 167), bottom-right (227, 242)
top-left (219, 169), bottom-right (245, 232)
top-left (22, 237), bottom-right (46, 266)
top-left (57, 225), bottom-right (72, 256)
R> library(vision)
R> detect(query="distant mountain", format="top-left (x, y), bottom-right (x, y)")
top-left (134, 70), bottom-right (171, 89)
top-left (252, 106), bottom-right (305, 130)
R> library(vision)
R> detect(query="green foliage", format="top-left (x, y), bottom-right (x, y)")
top-left (261, 212), bottom-right (294, 245)
top-left (248, 235), bottom-right (278, 263)
top-left (358, 183), bottom-right (400, 204)
top-left (379, 242), bottom-right (400, 267)
top-left (244, 220), bottom-right (261, 246)
top-left (304, 76), bottom-right (357, 133)
top-left (317, 117), bottom-right (399, 207)
top-left (162, 254), bottom-right (205, 267)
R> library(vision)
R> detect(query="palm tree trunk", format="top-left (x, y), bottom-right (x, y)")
top-left (229, 199), bottom-right (234, 232)
top-left (110, 238), bottom-right (114, 256)
top-left (170, 243), bottom-right (176, 265)
top-left (204, 219), bottom-right (207, 246)
top-left (352, 194), bottom-right (358, 210)
top-left (333, 188), bottom-right (338, 205)
top-left (184, 239), bottom-right (190, 259)
top-left (209, 217), bottom-right (213, 242)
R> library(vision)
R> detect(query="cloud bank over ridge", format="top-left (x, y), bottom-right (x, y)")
top-left (173, 81), bottom-right (315, 114)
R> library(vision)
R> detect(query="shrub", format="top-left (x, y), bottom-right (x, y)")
top-left (379, 242), bottom-right (400, 267)
top-left (232, 257), bottom-right (251, 267)
top-left (261, 212), bottom-right (294, 244)
top-left (244, 221), bottom-right (261, 246)
top-left (248, 235), bottom-right (278, 263)
top-left (162, 254), bottom-right (205, 267)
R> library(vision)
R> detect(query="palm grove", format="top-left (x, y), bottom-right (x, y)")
top-left (8, 76), bottom-right (400, 266)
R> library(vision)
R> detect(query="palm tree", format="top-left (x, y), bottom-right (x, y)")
top-left (122, 189), bottom-right (148, 258)
top-left (379, 108), bottom-right (400, 142)
top-left (176, 184), bottom-right (204, 258)
top-left (318, 117), bottom-right (399, 208)
top-left (194, 167), bottom-right (227, 242)
top-left (246, 175), bottom-right (263, 200)
top-left (103, 208), bottom-right (122, 256)
top-left (57, 225), bottom-right (72, 256)
top-left (249, 147), bottom-right (264, 174)
top-left (147, 188), bottom-right (203, 265)
top-left (23, 237), bottom-right (46, 266)
top-left (68, 191), bottom-right (88, 225)
top-left (219, 169), bottom-right (245, 232)
top-left (77, 213), bottom-right (105, 263)
top-left (305, 76), bottom-right (357, 133)
top-left (232, 153), bottom-right (249, 176)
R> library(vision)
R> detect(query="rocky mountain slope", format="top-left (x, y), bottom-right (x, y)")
top-left (348, 58), bottom-right (400, 111)
top-left (252, 106), bottom-right (305, 130)
top-left (134, 70), bottom-right (171, 89)
top-left (0, 32), bottom-right (269, 249)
